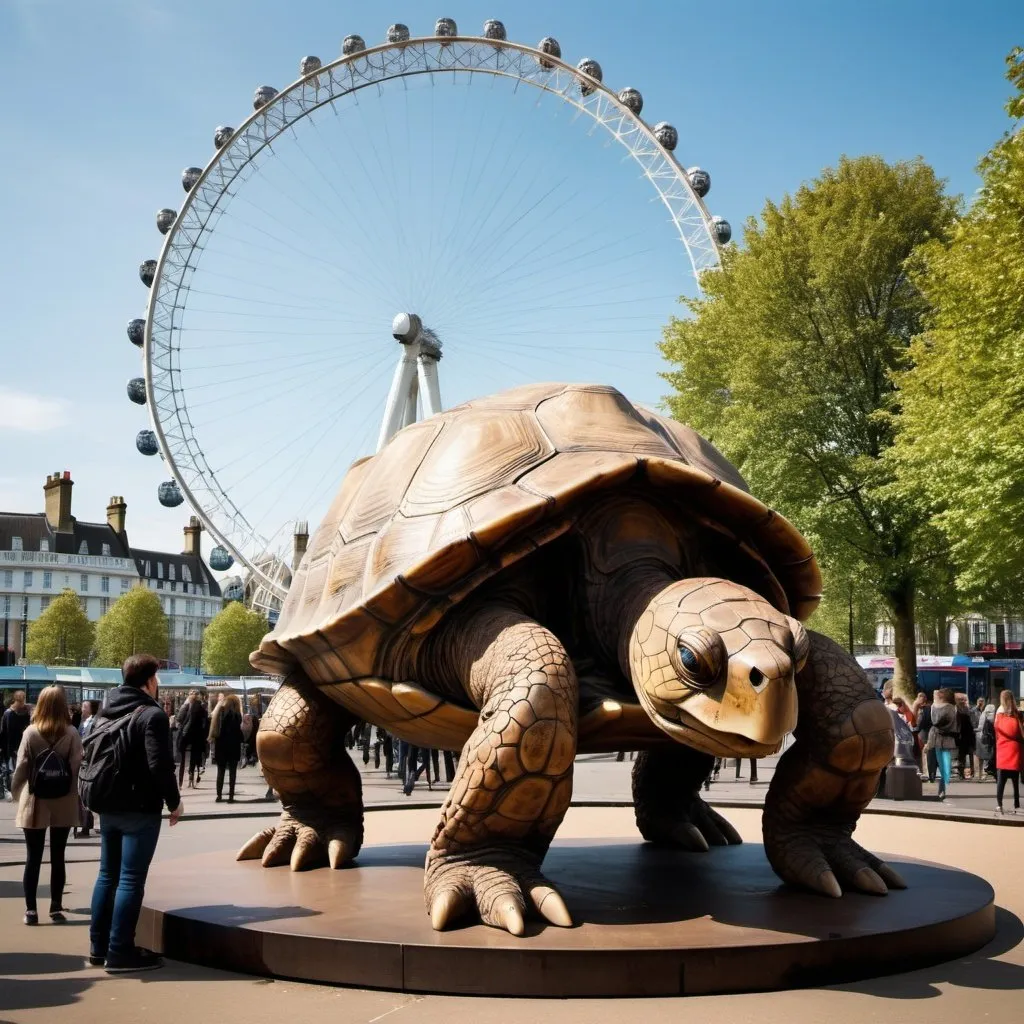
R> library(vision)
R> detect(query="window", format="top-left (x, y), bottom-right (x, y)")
top-left (78, 540), bottom-right (89, 555)
top-left (2, 570), bottom-right (11, 587)
top-left (182, 565), bottom-right (192, 583)
top-left (2, 596), bottom-right (9, 616)
top-left (40, 596), bottom-right (50, 612)
top-left (157, 562), bottom-right (164, 579)
top-left (43, 572), bottom-right (52, 589)
top-left (120, 577), bottom-right (130, 592)
top-left (23, 571), bottom-right (33, 588)
top-left (39, 539), bottom-right (49, 552)
top-left (169, 597), bottom-right (176, 615)
top-left (101, 576), bottom-right (110, 593)
top-left (100, 597), bottom-right (110, 615)
top-left (102, 543), bottom-right (111, 556)
top-left (170, 581), bottom-right (177, 592)
top-left (157, 579), bottom-right (164, 590)
top-left (144, 561), bottom-right (151, 577)
top-left (169, 563), bottom-right (176, 581)
top-left (80, 574), bottom-right (88, 592)
top-left (11, 537), bottom-right (22, 551)
top-left (186, 599), bottom-right (196, 616)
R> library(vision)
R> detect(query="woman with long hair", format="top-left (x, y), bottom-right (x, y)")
top-left (994, 689), bottom-right (1023, 814)
top-left (11, 685), bottom-right (83, 924)
top-left (927, 688), bottom-right (959, 801)
top-left (209, 693), bottom-right (243, 803)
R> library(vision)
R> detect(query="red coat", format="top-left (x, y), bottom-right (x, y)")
top-left (994, 712), bottom-right (1023, 771)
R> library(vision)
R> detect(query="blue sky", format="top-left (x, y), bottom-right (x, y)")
top-left (0, 0), bottom-right (1019, 563)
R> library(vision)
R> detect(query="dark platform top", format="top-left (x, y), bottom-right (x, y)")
top-left (139, 840), bottom-right (994, 997)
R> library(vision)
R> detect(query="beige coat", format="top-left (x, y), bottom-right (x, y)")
top-left (13, 724), bottom-right (83, 830)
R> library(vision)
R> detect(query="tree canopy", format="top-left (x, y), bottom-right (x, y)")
top-left (202, 602), bottom-right (269, 676)
top-left (895, 49), bottom-right (1024, 606)
top-left (93, 586), bottom-right (169, 667)
top-left (26, 590), bottom-right (94, 665)
top-left (661, 155), bottom-right (958, 696)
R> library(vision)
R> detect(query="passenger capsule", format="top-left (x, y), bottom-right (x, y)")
top-left (435, 17), bottom-right (457, 40)
top-left (618, 88), bottom-right (643, 115)
top-left (139, 260), bottom-right (157, 288)
top-left (687, 167), bottom-right (711, 198)
top-left (653, 122), bottom-right (678, 151)
top-left (300, 56), bottom-right (322, 76)
top-left (712, 216), bottom-right (732, 245)
top-left (209, 546), bottom-right (234, 572)
top-left (181, 167), bottom-right (202, 191)
top-left (483, 20), bottom-right (506, 41)
top-left (253, 85), bottom-right (278, 110)
top-left (127, 378), bottom-right (147, 405)
top-left (536, 37), bottom-right (561, 69)
top-left (136, 430), bottom-right (159, 456)
top-left (576, 58), bottom-right (602, 96)
top-left (158, 481), bottom-right (184, 508)
top-left (342, 34), bottom-right (366, 55)
top-left (386, 24), bottom-right (410, 43)
top-left (213, 126), bottom-right (234, 149)
top-left (156, 209), bottom-right (176, 235)
top-left (127, 319), bottom-right (146, 347)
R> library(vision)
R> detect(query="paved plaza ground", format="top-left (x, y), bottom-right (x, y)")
top-left (1, 755), bottom-right (1022, 1023)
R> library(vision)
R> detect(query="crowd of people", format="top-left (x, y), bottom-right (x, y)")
top-left (2, 671), bottom-right (1023, 976)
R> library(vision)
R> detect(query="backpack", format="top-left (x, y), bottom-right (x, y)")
top-left (78, 709), bottom-right (142, 812)
top-left (982, 715), bottom-right (995, 746)
top-left (30, 734), bottom-right (72, 799)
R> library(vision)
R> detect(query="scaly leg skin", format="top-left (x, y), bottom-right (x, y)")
top-left (424, 604), bottom-right (578, 935)
top-left (633, 745), bottom-right (742, 852)
top-left (237, 670), bottom-right (363, 871)
top-left (763, 630), bottom-right (904, 898)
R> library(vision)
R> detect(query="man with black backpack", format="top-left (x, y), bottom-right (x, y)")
top-left (81, 654), bottom-right (182, 974)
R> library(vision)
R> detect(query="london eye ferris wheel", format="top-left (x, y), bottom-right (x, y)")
top-left (125, 18), bottom-right (731, 611)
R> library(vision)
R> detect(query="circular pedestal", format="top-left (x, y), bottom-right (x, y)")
top-left (139, 841), bottom-right (994, 997)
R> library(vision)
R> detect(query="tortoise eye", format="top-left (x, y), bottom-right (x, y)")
top-left (674, 628), bottom-right (725, 690)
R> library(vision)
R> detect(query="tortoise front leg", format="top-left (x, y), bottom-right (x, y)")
top-left (425, 604), bottom-right (577, 935)
top-left (763, 631), bottom-right (905, 897)
top-left (237, 669), bottom-right (363, 871)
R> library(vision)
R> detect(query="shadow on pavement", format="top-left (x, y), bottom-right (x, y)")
top-left (833, 906), bottom-right (1024, 999)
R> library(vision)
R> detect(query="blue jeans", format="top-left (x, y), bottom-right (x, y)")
top-left (89, 812), bottom-right (162, 958)
top-left (935, 748), bottom-right (953, 791)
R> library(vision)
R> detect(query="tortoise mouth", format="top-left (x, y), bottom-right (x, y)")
top-left (649, 701), bottom-right (784, 758)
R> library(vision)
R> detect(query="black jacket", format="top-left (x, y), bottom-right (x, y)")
top-left (0, 706), bottom-right (30, 759)
top-left (214, 709), bottom-right (243, 766)
top-left (98, 686), bottom-right (181, 814)
top-left (177, 701), bottom-right (209, 747)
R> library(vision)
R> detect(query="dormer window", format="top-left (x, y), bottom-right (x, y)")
top-left (39, 539), bottom-right (49, 552)
top-left (182, 565), bottom-right (192, 583)
top-left (11, 537), bottom-right (22, 551)
top-left (78, 540), bottom-right (89, 555)
top-left (102, 543), bottom-right (111, 556)
top-left (157, 562), bottom-right (164, 579)
top-left (169, 564), bottom-right (176, 581)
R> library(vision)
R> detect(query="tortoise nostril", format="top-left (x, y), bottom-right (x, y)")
top-left (749, 666), bottom-right (765, 687)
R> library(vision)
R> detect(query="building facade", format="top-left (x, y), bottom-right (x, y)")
top-left (0, 472), bottom-right (220, 669)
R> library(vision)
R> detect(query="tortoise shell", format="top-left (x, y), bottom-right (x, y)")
top-left (252, 384), bottom-right (821, 714)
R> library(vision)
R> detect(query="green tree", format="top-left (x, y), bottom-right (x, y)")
top-left (201, 602), bottom-right (269, 676)
top-left (93, 586), bottom-right (169, 667)
top-left (26, 589), bottom-right (94, 665)
top-left (808, 567), bottom-right (883, 655)
top-left (896, 49), bottom-right (1024, 605)
top-left (661, 155), bottom-right (957, 698)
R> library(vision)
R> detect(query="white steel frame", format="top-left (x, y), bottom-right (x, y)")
top-left (143, 35), bottom-right (724, 603)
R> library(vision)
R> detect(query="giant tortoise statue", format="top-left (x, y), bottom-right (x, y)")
top-left (241, 382), bottom-right (900, 934)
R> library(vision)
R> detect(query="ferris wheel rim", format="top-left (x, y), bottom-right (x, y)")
top-left (142, 32), bottom-right (725, 600)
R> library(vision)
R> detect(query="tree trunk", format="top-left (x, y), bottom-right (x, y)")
top-left (888, 584), bottom-right (918, 701)
top-left (934, 616), bottom-right (951, 656)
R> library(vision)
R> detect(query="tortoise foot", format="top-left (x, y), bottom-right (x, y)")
top-left (237, 805), bottom-right (363, 871)
top-left (424, 845), bottom-right (573, 935)
top-left (637, 795), bottom-right (742, 852)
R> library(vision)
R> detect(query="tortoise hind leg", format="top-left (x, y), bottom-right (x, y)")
top-left (424, 604), bottom-right (577, 935)
top-left (237, 669), bottom-right (363, 871)
top-left (633, 746), bottom-right (742, 851)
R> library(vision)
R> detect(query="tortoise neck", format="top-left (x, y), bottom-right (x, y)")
top-left (575, 496), bottom-right (684, 678)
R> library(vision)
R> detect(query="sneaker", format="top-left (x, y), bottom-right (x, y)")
top-left (86, 952), bottom-right (106, 967)
top-left (104, 948), bottom-right (164, 974)
top-left (23, 910), bottom-right (38, 926)
top-left (49, 910), bottom-right (67, 923)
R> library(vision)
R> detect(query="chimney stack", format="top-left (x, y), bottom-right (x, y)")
top-left (106, 495), bottom-right (127, 534)
top-left (183, 516), bottom-right (202, 557)
top-left (293, 520), bottom-right (309, 571)
top-left (43, 471), bottom-right (74, 533)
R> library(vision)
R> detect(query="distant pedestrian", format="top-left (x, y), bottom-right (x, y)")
top-left (913, 694), bottom-right (936, 782)
top-left (976, 702), bottom-right (997, 777)
top-left (927, 688), bottom-right (959, 800)
top-left (75, 700), bottom-right (101, 838)
top-left (954, 693), bottom-right (976, 779)
top-left (11, 684), bottom-right (82, 925)
top-left (84, 654), bottom-right (182, 973)
top-left (176, 690), bottom-right (208, 788)
top-left (210, 693), bottom-right (243, 803)
top-left (1, 690), bottom-right (31, 779)
top-left (994, 689), bottom-right (1023, 814)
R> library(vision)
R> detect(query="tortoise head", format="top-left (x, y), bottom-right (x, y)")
top-left (628, 578), bottom-right (805, 757)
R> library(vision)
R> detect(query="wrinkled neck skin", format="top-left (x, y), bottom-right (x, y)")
top-left (576, 496), bottom-right (685, 678)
